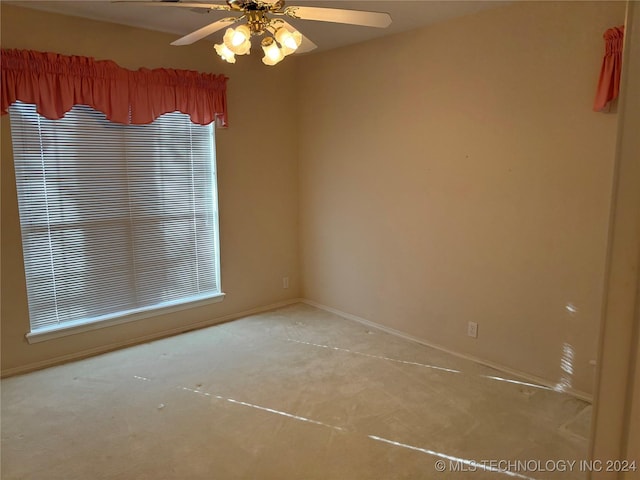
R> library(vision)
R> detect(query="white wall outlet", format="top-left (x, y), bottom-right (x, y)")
top-left (467, 321), bottom-right (478, 338)
top-left (282, 276), bottom-right (289, 289)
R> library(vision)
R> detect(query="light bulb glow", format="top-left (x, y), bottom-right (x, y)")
top-left (223, 26), bottom-right (251, 55)
top-left (261, 37), bottom-right (284, 66)
top-left (275, 26), bottom-right (302, 55)
top-left (231, 25), bottom-right (250, 46)
top-left (214, 43), bottom-right (236, 63)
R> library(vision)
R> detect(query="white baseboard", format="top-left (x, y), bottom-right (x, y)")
top-left (1, 298), bottom-right (303, 378)
top-left (301, 299), bottom-right (593, 403)
top-left (2, 297), bottom-right (594, 403)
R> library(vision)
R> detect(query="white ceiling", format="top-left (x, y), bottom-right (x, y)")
top-left (7, 0), bottom-right (507, 53)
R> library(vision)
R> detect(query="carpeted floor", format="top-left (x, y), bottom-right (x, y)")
top-left (1, 303), bottom-right (590, 479)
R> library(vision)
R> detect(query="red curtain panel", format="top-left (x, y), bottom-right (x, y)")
top-left (1, 49), bottom-right (228, 126)
top-left (593, 26), bottom-right (625, 112)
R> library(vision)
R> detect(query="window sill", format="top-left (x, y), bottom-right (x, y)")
top-left (25, 293), bottom-right (226, 344)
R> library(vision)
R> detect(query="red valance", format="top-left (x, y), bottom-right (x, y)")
top-left (593, 26), bottom-right (624, 112)
top-left (1, 48), bottom-right (228, 126)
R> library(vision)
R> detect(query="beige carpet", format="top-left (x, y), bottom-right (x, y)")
top-left (1, 303), bottom-right (589, 479)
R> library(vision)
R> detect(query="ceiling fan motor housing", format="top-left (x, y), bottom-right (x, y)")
top-left (226, 0), bottom-right (285, 12)
top-left (247, 10), bottom-right (271, 35)
top-left (224, 1), bottom-right (287, 36)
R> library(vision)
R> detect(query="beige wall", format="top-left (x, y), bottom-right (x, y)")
top-left (2, 1), bottom-right (638, 470)
top-left (0, 5), bottom-right (300, 374)
top-left (0, 1), bottom-right (629, 401)
top-left (297, 1), bottom-right (625, 396)
top-left (591, 1), bottom-right (640, 476)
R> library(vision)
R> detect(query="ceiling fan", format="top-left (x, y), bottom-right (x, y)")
top-left (115, 0), bottom-right (392, 65)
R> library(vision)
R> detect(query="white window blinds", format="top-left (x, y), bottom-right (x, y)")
top-left (9, 103), bottom-right (221, 334)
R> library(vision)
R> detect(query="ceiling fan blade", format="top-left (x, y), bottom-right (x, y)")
top-left (272, 19), bottom-right (317, 53)
top-left (283, 6), bottom-right (391, 28)
top-left (113, 1), bottom-right (231, 11)
top-left (295, 33), bottom-right (317, 54)
top-left (171, 17), bottom-right (240, 45)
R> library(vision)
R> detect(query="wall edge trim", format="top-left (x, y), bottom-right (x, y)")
top-left (302, 298), bottom-right (593, 403)
top-left (1, 297), bottom-right (303, 378)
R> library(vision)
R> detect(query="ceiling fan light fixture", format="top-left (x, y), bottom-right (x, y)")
top-left (133, 0), bottom-right (392, 67)
top-left (214, 43), bottom-right (237, 63)
top-left (261, 36), bottom-right (285, 66)
top-left (223, 25), bottom-right (252, 55)
top-left (274, 26), bottom-right (302, 55)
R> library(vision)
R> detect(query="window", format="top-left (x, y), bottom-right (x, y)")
top-left (9, 103), bottom-right (223, 342)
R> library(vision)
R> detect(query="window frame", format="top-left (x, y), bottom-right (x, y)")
top-left (9, 103), bottom-right (225, 344)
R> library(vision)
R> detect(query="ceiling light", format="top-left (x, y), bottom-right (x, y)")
top-left (275, 26), bottom-right (302, 55)
top-left (261, 37), bottom-right (284, 66)
top-left (223, 25), bottom-right (251, 55)
top-left (214, 43), bottom-right (237, 63)
top-left (123, 0), bottom-right (394, 67)
top-left (231, 24), bottom-right (250, 45)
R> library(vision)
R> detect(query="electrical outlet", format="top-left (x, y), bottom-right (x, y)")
top-left (467, 321), bottom-right (478, 338)
top-left (282, 276), bottom-right (289, 289)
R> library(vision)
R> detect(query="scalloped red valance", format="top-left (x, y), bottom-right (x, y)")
top-left (1, 48), bottom-right (228, 126)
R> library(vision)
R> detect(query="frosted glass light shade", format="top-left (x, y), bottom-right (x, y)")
top-left (275, 26), bottom-right (302, 56)
top-left (261, 37), bottom-right (284, 66)
top-left (214, 43), bottom-right (236, 63)
top-left (223, 26), bottom-right (251, 55)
